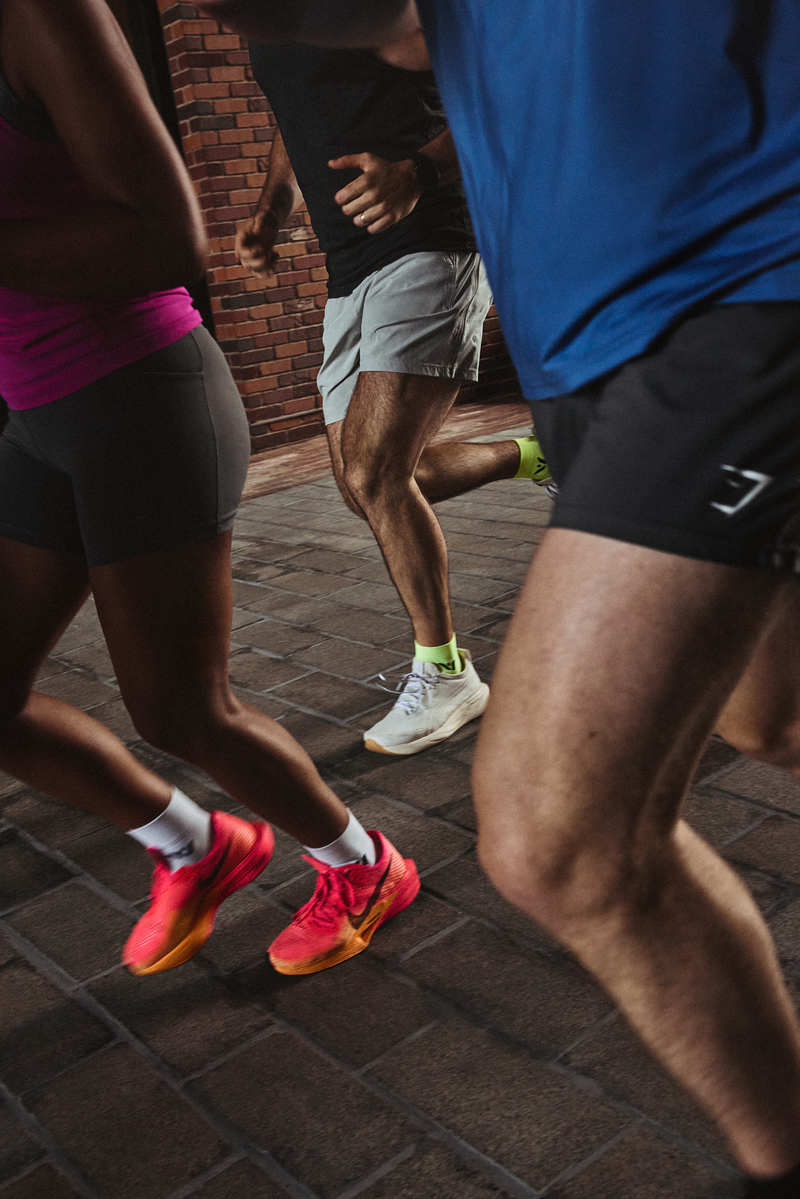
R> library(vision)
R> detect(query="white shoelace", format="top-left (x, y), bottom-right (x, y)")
top-left (377, 668), bottom-right (439, 714)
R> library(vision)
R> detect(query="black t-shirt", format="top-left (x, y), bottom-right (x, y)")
top-left (248, 42), bottom-right (475, 297)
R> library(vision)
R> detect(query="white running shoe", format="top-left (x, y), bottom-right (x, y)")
top-left (363, 650), bottom-right (489, 755)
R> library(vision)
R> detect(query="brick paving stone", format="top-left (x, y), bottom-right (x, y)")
top-left (258, 569), bottom-right (359, 597)
top-left (682, 788), bottom-right (769, 850)
top-left (0, 1102), bottom-right (42, 1180)
top-left (232, 579), bottom-right (276, 607)
top-left (232, 689), bottom-right (292, 721)
top-left (185, 1160), bottom-right (294, 1198)
top-left (355, 1140), bottom-right (520, 1198)
top-left (469, 616), bottom-right (511, 643)
top-left (0, 961), bottom-right (112, 1093)
top-left (82, 697), bottom-right (139, 742)
top-left (404, 921), bottom-right (612, 1058)
top-left (716, 759), bottom-right (800, 816)
top-left (351, 758), bottom-right (472, 811)
top-left (291, 639), bottom-right (406, 681)
top-left (88, 962), bottom-right (274, 1076)
top-left (270, 673), bottom-right (382, 720)
top-left (190, 1029), bottom-right (416, 1197)
top-left (50, 605), bottom-right (102, 653)
top-left (270, 955), bottom-right (435, 1067)
top-left (3, 790), bottom-right (107, 850)
top-left (328, 581), bottom-right (406, 615)
top-left (54, 641), bottom-right (117, 680)
top-left (694, 737), bottom-right (742, 783)
top-left (231, 606), bottom-right (265, 631)
top-left (0, 830), bottom-right (72, 912)
top-left (422, 852), bottom-right (558, 953)
top-left (561, 1015), bottom-right (732, 1164)
top-left (245, 596), bottom-right (356, 629)
top-left (34, 672), bottom-right (119, 712)
top-left (277, 711), bottom-right (364, 765)
top-left (367, 1018), bottom-right (630, 1193)
top-left (365, 891), bottom-right (466, 962)
top-left (7, 881), bottom-right (132, 982)
top-left (231, 620), bottom-right (324, 655)
top-left (447, 552), bottom-right (528, 584)
top-left (230, 559), bottom-right (288, 583)
top-left (0, 772), bottom-right (25, 802)
top-left (33, 657), bottom-right (71, 683)
top-left (230, 536), bottom-right (308, 563)
top-left (546, 1125), bottom-right (735, 1198)
top-left (724, 814), bottom-right (800, 884)
top-left (65, 826), bottom-right (152, 904)
top-left (769, 898), bottom-right (800, 972)
top-left (286, 548), bottom-right (381, 576)
top-left (436, 797), bottom-right (477, 832)
top-left (0, 1165), bottom-right (83, 1198)
top-left (337, 795), bottom-right (474, 873)
top-left (728, 862), bottom-right (793, 916)
top-left (27, 1046), bottom-right (228, 1199)
top-left (310, 608), bottom-right (409, 646)
top-left (228, 650), bottom-right (311, 693)
top-left (194, 887), bottom-right (292, 975)
top-left (0, 929), bottom-right (17, 966)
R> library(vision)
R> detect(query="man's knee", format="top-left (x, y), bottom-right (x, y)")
top-left (474, 773), bottom-right (654, 942)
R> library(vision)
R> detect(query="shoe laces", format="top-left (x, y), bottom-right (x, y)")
top-left (376, 668), bottom-right (438, 715)
top-left (293, 859), bottom-right (356, 930)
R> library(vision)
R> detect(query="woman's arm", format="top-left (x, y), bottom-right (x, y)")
top-left (0, 0), bottom-right (207, 298)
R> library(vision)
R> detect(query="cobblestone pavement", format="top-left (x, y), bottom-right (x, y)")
top-left (2, 428), bottom-right (800, 1199)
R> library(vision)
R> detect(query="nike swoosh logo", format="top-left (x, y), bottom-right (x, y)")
top-left (349, 861), bottom-right (391, 931)
top-left (354, 892), bottom-right (395, 939)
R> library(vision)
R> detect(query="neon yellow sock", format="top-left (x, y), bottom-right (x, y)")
top-left (414, 634), bottom-right (463, 674)
top-left (513, 435), bottom-right (551, 482)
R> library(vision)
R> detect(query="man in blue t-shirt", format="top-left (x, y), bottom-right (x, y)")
top-left (200, 2), bottom-right (800, 1193)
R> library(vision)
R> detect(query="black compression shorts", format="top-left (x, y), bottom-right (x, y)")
top-left (0, 326), bottom-right (250, 566)
top-left (533, 302), bottom-right (800, 574)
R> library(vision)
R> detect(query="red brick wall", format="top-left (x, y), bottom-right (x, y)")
top-left (156, 3), bottom-right (522, 453)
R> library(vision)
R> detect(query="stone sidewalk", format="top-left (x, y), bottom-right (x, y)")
top-left (3, 431), bottom-right (800, 1199)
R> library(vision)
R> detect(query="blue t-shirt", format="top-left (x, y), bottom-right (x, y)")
top-left (418, 0), bottom-right (800, 399)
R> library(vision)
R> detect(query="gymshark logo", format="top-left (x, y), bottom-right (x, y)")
top-left (709, 465), bottom-right (772, 517)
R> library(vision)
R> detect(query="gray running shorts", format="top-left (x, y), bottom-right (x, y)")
top-left (0, 326), bottom-right (251, 566)
top-left (318, 250), bottom-right (492, 425)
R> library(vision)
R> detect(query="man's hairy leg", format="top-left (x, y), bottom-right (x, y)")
top-left (473, 528), bottom-right (800, 1176)
top-left (335, 370), bottom-right (462, 647)
top-left (716, 581), bottom-right (800, 773)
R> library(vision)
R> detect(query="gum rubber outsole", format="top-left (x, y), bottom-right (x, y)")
top-left (363, 682), bottom-right (490, 756)
top-left (269, 859), bottom-right (421, 976)
top-left (129, 823), bottom-right (275, 977)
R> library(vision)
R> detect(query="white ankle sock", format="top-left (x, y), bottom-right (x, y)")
top-left (127, 788), bottom-right (213, 870)
top-left (304, 810), bottom-right (376, 867)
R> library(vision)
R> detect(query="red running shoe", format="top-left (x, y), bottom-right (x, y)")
top-left (124, 810), bottom-right (274, 976)
top-left (268, 830), bottom-right (420, 975)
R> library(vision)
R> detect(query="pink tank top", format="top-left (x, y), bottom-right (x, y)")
top-left (0, 75), bottom-right (201, 411)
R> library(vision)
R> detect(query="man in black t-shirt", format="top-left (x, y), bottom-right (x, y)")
top-left (237, 29), bottom-right (552, 756)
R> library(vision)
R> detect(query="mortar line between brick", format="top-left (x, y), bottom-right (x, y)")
top-left (2, 823), bottom-right (141, 919)
top-left (162, 1151), bottom-right (247, 1199)
top-left (0, 928), bottom-right (317, 1199)
top-left (0, 1079), bottom-right (100, 1199)
top-left (348, 1074), bottom-right (543, 1199)
top-left (332, 1142), bottom-right (420, 1199)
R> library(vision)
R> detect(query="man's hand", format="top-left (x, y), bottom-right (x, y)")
top-left (235, 211), bottom-right (280, 283)
top-left (330, 153), bottom-right (421, 234)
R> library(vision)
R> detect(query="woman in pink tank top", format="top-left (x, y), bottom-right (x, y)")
top-left (0, 0), bottom-right (416, 978)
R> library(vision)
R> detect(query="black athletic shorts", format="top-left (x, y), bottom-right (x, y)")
top-left (0, 326), bottom-right (250, 566)
top-left (533, 302), bottom-right (800, 574)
